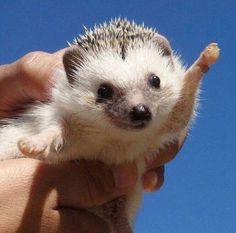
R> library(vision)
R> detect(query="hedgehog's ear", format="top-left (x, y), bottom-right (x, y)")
top-left (63, 47), bottom-right (83, 84)
top-left (153, 33), bottom-right (172, 56)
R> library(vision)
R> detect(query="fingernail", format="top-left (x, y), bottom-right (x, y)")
top-left (113, 164), bottom-right (137, 188)
top-left (142, 171), bottom-right (158, 192)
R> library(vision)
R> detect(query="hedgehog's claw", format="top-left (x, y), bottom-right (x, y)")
top-left (18, 138), bottom-right (47, 157)
top-left (50, 136), bottom-right (64, 153)
top-left (201, 43), bottom-right (220, 66)
top-left (194, 43), bottom-right (220, 73)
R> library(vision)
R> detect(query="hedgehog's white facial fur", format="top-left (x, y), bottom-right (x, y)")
top-left (55, 42), bottom-right (185, 139)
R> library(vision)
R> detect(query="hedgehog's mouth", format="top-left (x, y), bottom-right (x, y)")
top-left (109, 117), bottom-right (150, 130)
top-left (105, 105), bottom-right (151, 130)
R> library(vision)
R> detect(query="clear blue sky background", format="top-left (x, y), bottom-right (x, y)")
top-left (1, 1), bottom-right (235, 232)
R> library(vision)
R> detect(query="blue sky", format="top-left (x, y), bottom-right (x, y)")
top-left (1, 1), bottom-right (235, 232)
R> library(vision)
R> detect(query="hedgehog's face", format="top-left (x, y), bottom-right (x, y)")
top-left (95, 75), bottom-right (157, 130)
top-left (63, 42), bottom-right (185, 133)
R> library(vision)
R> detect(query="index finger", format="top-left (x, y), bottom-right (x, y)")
top-left (0, 49), bottom-right (67, 112)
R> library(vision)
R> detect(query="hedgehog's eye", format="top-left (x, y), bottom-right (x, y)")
top-left (149, 74), bottom-right (161, 89)
top-left (97, 83), bottom-right (114, 102)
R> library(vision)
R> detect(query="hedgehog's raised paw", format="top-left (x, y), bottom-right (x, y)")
top-left (190, 43), bottom-right (220, 74)
top-left (202, 43), bottom-right (220, 65)
top-left (18, 138), bottom-right (47, 157)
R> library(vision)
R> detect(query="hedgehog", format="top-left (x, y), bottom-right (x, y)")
top-left (0, 19), bottom-right (220, 233)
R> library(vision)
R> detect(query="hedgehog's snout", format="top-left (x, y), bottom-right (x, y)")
top-left (129, 104), bottom-right (152, 124)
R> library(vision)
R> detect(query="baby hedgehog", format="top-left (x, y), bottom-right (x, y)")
top-left (0, 19), bottom-right (219, 233)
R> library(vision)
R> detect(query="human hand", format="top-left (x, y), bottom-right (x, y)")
top-left (0, 158), bottom-right (137, 233)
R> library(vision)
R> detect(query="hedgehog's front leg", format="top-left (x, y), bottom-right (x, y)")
top-left (192, 43), bottom-right (220, 73)
top-left (17, 126), bottom-right (64, 158)
top-left (183, 43), bottom-right (220, 91)
top-left (160, 43), bottom-right (220, 134)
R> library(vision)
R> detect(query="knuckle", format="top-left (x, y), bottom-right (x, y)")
top-left (17, 51), bottom-right (49, 76)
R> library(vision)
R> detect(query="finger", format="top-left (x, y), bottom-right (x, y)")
top-left (142, 166), bottom-right (165, 192)
top-left (44, 160), bottom-right (137, 209)
top-left (16, 51), bottom-right (64, 100)
top-left (146, 127), bottom-right (188, 170)
top-left (0, 50), bottom-right (66, 111)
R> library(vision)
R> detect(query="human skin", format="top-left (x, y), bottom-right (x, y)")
top-left (0, 50), bottom-right (186, 233)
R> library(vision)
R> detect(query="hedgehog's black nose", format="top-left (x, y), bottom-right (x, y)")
top-left (130, 104), bottom-right (152, 123)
